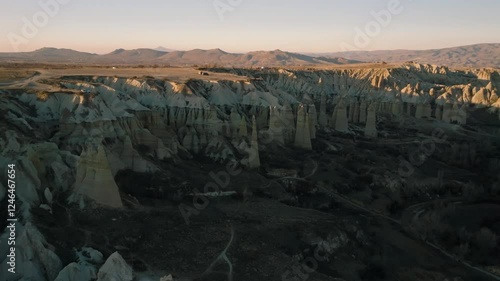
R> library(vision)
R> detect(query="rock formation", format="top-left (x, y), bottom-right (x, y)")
top-left (334, 100), bottom-right (349, 133)
top-left (318, 94), bottom-right (328, 128)
top-left (97, 252), bottom-right (133, 281)
top-left (359, 100), bottom-right (368, 124)
top-left (1, 63), bottom-right (500, 280)
top-left (268, 106), bottom-right (285, 144)
top-left (365, 103), bottom-right (378, 138)
top-left (72, 144), bottom-right (123, 208)
top-left (249, 116), bottom-right (260, 169)
top-left (294, 104), bottom-right (312, 150)
top-left (308, 104), bottom-right (317, 139)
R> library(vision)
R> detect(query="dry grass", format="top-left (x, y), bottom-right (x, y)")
top-left (0, 68), bottom-right (38, 83)
top-left (0, 64), bottom-right (249, 84)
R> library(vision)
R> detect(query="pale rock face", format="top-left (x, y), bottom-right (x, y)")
top-left (55, 248), bottom-right (103, 281)
top-left (182, 127), bottom-right (201, 154)
top-left (318, 94), bottom-right (328, 128)
top-left (471, 88), bottom-right (492, 106)
top-left (429, 88), bottom-right (437, 98)
top-left (462, 85), bottom-right (473, 103)
top-left (97, 252), bottom-right (133, 281)
top-left (14, 156), bottom-right (42, 207)
top-left (194, 108), bottom-right (206, 132)
top-left (334, 101), bottom-right (349, 133)
top-left (0, 223), bottom-right (62, 281)
top-left (391, 100), bottom-right (403, 116)
top-left (230, 107), bottom-right (241, 135)
top-left (352, 101), bottom-right (360, 124)
top-left (491, 90), bottom-right (499, 104)
top-left (294, 104), bottom-right (312, 150)
top-left (308, 104), bottom-right (317, 139)
top-left (442, 104), bottom-right (453, 123)
top-left (238, 116), bottom-right (248, 138)
top-left (268, 106), bottom-right (285, 144)
top-left (348, 101), bottom-right (356, 122)
top-left (451, 103), bottom-right (467, 124)
top-left (26, 143), bottom-right (59, 179)
top-left (359, 101), bottom-right (368, 124)
top-left (55, 262), bottom-right (98, 281)
top-left (330, 104), bottom-right (338, 129)
top-left (333, 72), bottom-right (340, 92)
top-left (477, 70), bottom-right (493, 81)
top-left (364, 103), bottom-right (378, 138)
top-left (133, 129), bottom-right (172, 160)
top-left (435, 105), bottom-right (443, 120)
top-left (176, 107), bottom-right (189, 128)
top-left (486, 81), bottom-right (495, 91)
top-left (248, 116), bottom-right (260, 169)
top-left (3, 130), bottom-right (21, 154)
top-left (120, 136), bottom-right (150, 173)
top-left (206, 105), bottom-right (223, 135)
top-left (282, 102), bottom-right (296, 144)
top-left (71, 144), bottom-right (123, 208)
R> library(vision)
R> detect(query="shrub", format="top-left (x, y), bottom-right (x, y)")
top-left (474, 228), bottom-right (497, 254)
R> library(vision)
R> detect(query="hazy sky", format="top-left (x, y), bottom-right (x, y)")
top-left (1, 0), bottom-right (499, 53)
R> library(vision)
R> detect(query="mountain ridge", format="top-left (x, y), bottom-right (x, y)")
top-left (319, 43), bottom-right (500, 68)
top-left (0, 47), bottom-right (362, 66)
top-left (1, 43), bottom-right (500, 68)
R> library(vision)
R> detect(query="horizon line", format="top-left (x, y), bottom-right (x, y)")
top-left (1, 42), bottom-right (499, 55)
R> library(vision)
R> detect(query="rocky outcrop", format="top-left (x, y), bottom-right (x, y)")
top-left (249, 116), bottom-right (261, 169)
top-left (318, 94), bottom-right (328, 128)
top-left (0, 223), bottom-right (62, 281)
top-left (268, 106), bottom-right (285, 144)
top-left (334, 100), bottom-right (349, 133)
top-left (365, 103), bottom-right (378, 138)
top-left (294, 104), bottom-right (312, 150)
top-left (1, 64), bottom-right (500, 281)
top-left (97, 252), bottom-right (133, 281)
top-left (71, 144), bottom-right (123, 208)
top-left (54, 248), bottom-right (103, 281)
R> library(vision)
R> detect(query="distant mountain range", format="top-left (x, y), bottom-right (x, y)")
top-left (0, 47), bottom-right (361, 67)
top-left (0, 44), bottom-right (499, 68)
top-left (153, 46), bottom-right (177, 52)
top-left (319, 43), bottom-right (500, 69)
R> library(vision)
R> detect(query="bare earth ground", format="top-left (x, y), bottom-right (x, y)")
top-left (0, 65), bottom-right (249, 87)
top-left (0, 68), bottom-right (38, 83)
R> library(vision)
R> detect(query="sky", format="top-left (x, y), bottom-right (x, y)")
top-left (1, 0), bottom-right (499, 54)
